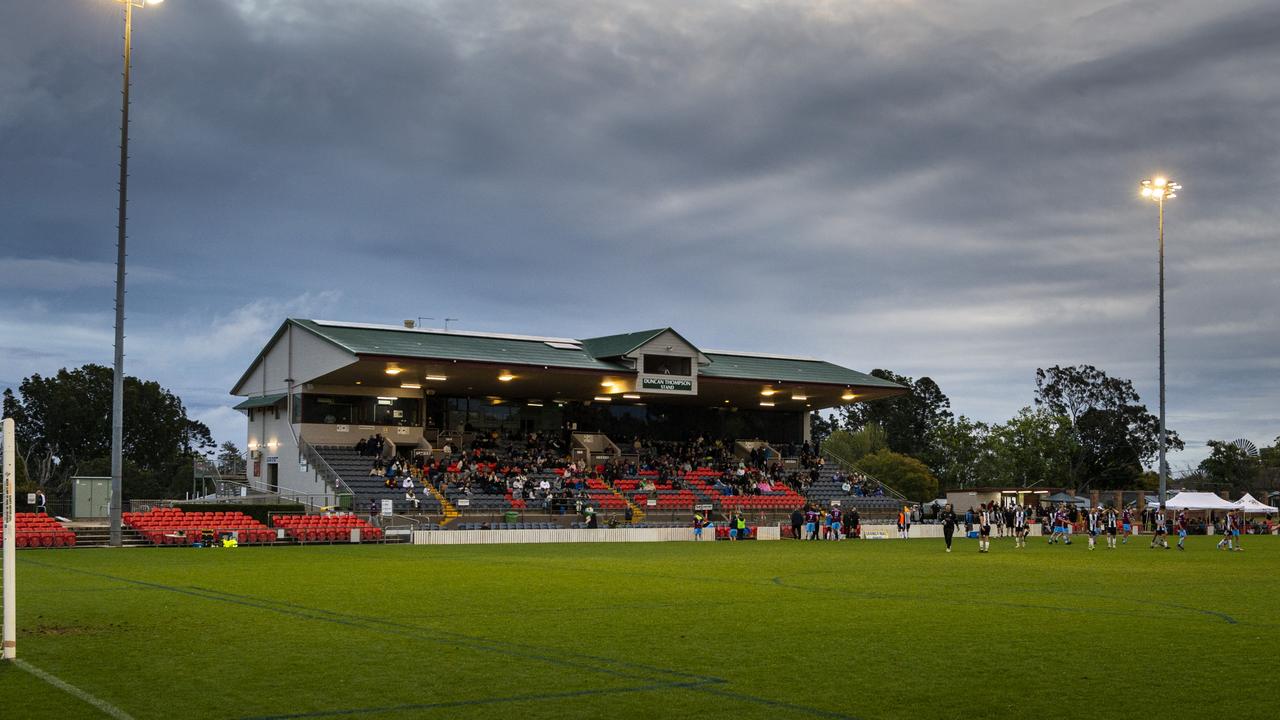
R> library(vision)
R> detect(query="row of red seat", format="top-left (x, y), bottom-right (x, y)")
top-left (5, 513), bottom-right (76, 548)
top-left (124, 508), bottom-right (275, 545)
top-left (272, 514), bottom-right (383, 542)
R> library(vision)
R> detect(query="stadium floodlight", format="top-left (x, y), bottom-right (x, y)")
top-left (109, 0), bottom-right (164, 548)
top-left (1138, 175), bottom-right (1181, 509)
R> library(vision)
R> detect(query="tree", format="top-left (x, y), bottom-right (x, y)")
top-left (857, 449), bottom-right (939, 502)
top-left (1034, 365), bottom-right (1183, 490)
top-left (3, 365), bottom-right (214, 499)
top-left (984, 407), bottom-right (1077, 489)
top-left (931, 416), bottom-right (991, 490)
top-left (217, 441), bottom-right (245, 476)
top-left (1199, 440), bottom-right (1261, 492)
top-left (839, 370), bottom-right (953, 467)
top-left (809, 412), bottom-right (838, 447)
top-left (823, 425), bottom-right (887, 464)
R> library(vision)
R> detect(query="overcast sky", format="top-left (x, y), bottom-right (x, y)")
top-left (2, 0), bottom-right (1278, 471)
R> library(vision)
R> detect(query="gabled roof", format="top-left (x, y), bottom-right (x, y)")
top-left (578, 328), bottom-right (669, 359)
top-left (233, 319), bottom-right (907, 395)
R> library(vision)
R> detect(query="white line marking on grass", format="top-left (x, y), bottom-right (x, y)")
top-left (14, 658), bottom-right (136, 720)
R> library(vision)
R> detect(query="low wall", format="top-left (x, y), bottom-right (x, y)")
top-left (858, 523), bottom-right (1044, 539)
top-left (412, 526), bottom-right (780, 545)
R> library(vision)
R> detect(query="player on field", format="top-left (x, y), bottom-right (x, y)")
top-left (978, 505), bottom-right (992, 553)
top-left (1150, 508), bottom-right (1170, 549)
top-left (805, 506), bottom-right (819, 541)
top-left (1104, 506), bottom-right (1119, 549)
top-left (1013, 505), bottom-right (1028, 549)
top-left (1175, 509), bottom-right (1189, 550)
top-left (1047, 506), bottom-right (1065, 545)
top-left (940, 504), bottom-right (958, 553)
top-left (1121, 507), bottom-right (1134, 544)
top-left (1217, 510), bottom-right (1242, 551)
top-left (1087, 506), bottom-right (1102, 550)
top-left (829, 505), bottom-right (843, 541)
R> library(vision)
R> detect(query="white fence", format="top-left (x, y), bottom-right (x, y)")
top-left (412, 526), bottom-right (780, 545)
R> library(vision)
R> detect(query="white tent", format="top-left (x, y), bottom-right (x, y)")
top-left (1164, 492), bottom-right (1238, 511)
top-left (1234, 493), bottom-right (1276, 514)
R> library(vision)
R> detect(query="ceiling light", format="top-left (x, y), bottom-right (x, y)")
top-left (601, 380), bottom-right (616, 388)
top-left (498, 372), bottom-right (515, 382)
top-left (791, 394), bottom-right (808, 401)
top-left (759, 401), bottom-right (775, 407)
top-left (384, 367), bottom-right (403, 376)
top-left (841, 391), bottom-right (857, 401)
top-left (593, 396), bottom-right (612, 402)
top-left (528, 401), bottom-right (543, 407)
top-left (399, 383), bottom-right (421, 389)
top-left (622, 394), bottom-right (641, 400)
top-left (760, 388), bottom-right (777, 396)
top-left (424, 375), bottom-right (448, 382)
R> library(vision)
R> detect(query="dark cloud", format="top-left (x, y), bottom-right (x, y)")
top-left (1, 0), bottom-right (1277, 464)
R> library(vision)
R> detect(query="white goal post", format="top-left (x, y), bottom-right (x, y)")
top-left (3, 416), bottom-right (15, 660)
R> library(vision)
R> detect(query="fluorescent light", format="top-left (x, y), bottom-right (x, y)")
top-left (498, 373), bottom-right (515, 382)
top-left (791, 394), bottom-right (808, 401)
top-left (424, 375), bottom-right (448, 382)
top-left (527, 401), bottom-right (543, 407)
top-left (760, 388), bottom-right (777, 396)
top-left (376, 396), bottom-right (397, 401)
top-left (384, 367), bottom-right (403, 376)
top-left (622, 394), bottom-right (641, 400)
top-left (593, 396), bottom-right (612, 402)
top-left (759, 401), bottom-right (775, 407)
top-left (601, 380), bottom-right (616, 388)
top-left (400, 383), bottom-right (421, 389)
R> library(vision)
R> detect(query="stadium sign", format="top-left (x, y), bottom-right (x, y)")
top-left (638, 375), bottom-right (695, 394)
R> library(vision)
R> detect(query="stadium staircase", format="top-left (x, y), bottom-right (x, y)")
top-left (425, 483), bottom-right (461, 526)
top-left (605, 482), bottom-right (645, 523)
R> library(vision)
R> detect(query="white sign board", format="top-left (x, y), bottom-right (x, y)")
top-left (381, 499), bottom-right (394, 517)
top-left (646, 499), bottom-right (657, 507)
top-left (455, 498), bottom-right (471, 507)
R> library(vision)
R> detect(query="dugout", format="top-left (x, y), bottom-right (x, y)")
top-left (230, 319), bottom-right (905, 503)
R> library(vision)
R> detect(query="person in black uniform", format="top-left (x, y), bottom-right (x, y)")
top-left (940, 504), bottom-right (958, 553)
top-left (790, 506), bottom-right (805, 540)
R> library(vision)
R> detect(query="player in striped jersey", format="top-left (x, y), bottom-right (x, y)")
top-left (1013, 506), bottom-right (1028, 549)
top-left (1086, 506), bottom-right (1102, 550)
top-left (1104, 506), bottom-right (1119, 549)
top-left (1150, 508), bottom-right (1170, 549)
top-left (977, 505), bottom-right (992, 553)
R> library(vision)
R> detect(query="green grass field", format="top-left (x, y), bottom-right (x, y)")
top-left (1, 535), bottom-right (1276, 719)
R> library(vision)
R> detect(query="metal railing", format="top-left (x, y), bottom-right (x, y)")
top-left (820, 447), bottom-right (910, 503)
top-left (297, 437), bottom-right (356, 510)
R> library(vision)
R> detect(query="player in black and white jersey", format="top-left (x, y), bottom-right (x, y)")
top-left (977, 505), bottom-right (992, 553)
top-left (1104, 506), bottom-right (1119, 549)
top-left (1013, 506), bottom-right (1028, 549)
top-left (1086, 506), bottom-right (1102, 550)
top-left (1150, 508), bottom-right (1170, 549)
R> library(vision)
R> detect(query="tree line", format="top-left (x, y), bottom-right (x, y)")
top-left (3, 364), bottom-right (215, 501)
top-left (815, 365), bottom-right (1278, 500)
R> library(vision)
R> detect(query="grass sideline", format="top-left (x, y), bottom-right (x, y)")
top-left (1, 536), bottom-right (1276, 719)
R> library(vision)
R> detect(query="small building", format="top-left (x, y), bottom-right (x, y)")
top-left (231, 319), bottom-right (905, 504)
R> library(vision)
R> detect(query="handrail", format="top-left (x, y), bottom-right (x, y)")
top-left (820, 447), bottom-right (910, 503)
top-left (297, 438), bottom-right (356, 509)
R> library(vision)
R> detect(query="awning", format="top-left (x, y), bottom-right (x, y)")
top-left (1165, 492), bottom-right (1239, 511)
top-left (1234, 493), bottom-right (1277, 514)
top-left (232, 393), bottom-right (287, 410)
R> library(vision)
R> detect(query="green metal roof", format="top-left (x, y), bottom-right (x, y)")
top-left (578, 329), bottom-right (668, 359)
top-left (232, 393), bottom-right (287, 410)
top-left (283, 320), bottom-right (904, 390)
top-left (700, 353), bottom-right (903, 388)
top-left (293, 320), bottom-right (627, 372)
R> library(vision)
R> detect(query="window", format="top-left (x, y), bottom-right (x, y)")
top-left (642, 354), bottom-right (692, 376)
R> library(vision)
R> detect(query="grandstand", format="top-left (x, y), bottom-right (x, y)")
top-left (230, 319), bottom-right (906, 523)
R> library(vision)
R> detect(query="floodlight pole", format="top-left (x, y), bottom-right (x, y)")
top-left (1156, 194), bottom-right (1168, 510)
top-left (3, 418), bottom-right (16, 660)
top-left (111, 0), bottom-right (144, 547)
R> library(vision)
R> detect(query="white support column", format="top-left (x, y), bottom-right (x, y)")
top-left (3, 417), bottom-right (17, 660)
